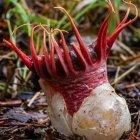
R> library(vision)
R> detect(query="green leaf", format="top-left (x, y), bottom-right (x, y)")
top-left (114, 0), bottom-right (121, 8)
top-left (108, 15), bottom-right (116, 34)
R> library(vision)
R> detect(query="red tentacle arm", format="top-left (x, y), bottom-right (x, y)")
top-left (94, 14), bottom-right (111, 62)
top-left (50, 32), bottom-right (69, 76)
top-left (30, 26), bottom-right (49, 79)
top-left (3, 39), bottom-right (34, 71)
top-left (30, 26), bottom-right (41, 75)
top-left (54, 7), bottom-right (93, 65)
top-left (55, 29), bottom-right (79, 76)
top-left (106, 1), bottom-right (138, 55)
top-left (70, 42), bottom-right (87, 71)
top-left (43, 31), bottom-right (53, 77)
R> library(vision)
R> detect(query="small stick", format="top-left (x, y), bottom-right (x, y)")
top-left (111, 64), bottom-right (139, 85)
top-left (125, 82), bottom-right (140, 88)
top-left (113, 66), bottom-right (120, 87)
top-left (27, 92), bottom-right (41, 107)
top-left (117, 40), bottom-right (135, 57)
top-left (0, 100), bottom-right (22, 107)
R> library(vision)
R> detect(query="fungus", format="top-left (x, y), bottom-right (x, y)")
top-left (3, 0), bottom-right (138, 139)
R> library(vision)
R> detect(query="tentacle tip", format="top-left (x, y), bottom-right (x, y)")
top-left (3, 39), bottom-right (11, 45)
top-left (122, 0), bottom-right (138, 20)
top-left (54, 7), bottom-right (66, 13)
top-left (54, 7), bottom-right (71, 19)
top-left (3, 39), bottom-right (14, 50)
top-left (54, 6), bottom-right (64, 10)
top-left (52, 28), bottom-right (69, 34)
top-left (106, 0), bottom-right (115, 13)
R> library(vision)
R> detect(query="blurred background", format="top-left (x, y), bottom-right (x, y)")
top-left (0, 0), bottom-right (140, 139)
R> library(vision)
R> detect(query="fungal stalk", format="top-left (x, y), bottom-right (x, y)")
top-left (3, 1), bottom-right (138, 140)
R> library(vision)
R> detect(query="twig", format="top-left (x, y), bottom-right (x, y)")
top-left (27, 92), bottom-right (41, 107)
top-left (0, 100), bottom-right (22, 107)
top-left (12, 69), bottom-right (19, 98)
top-left (0, 52), bottom-right (15, 61)
top-left (0, 122), bottom-right (48, 127)
top-left (116, 40), bottom-right (136, 57)
top-left (111, 64), bottom-right (139, 85)
top-left (113, 66), bottom-right (120, 87)
top-left (117, 54), bottom-right (140, 65)
top-left (125, 82), bottom-right (140, 88)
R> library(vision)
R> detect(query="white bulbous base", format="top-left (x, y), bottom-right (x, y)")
top-left (72, 83), bottom-right (131, 140)
top-left (40, 79), bottom-right (131, 140)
